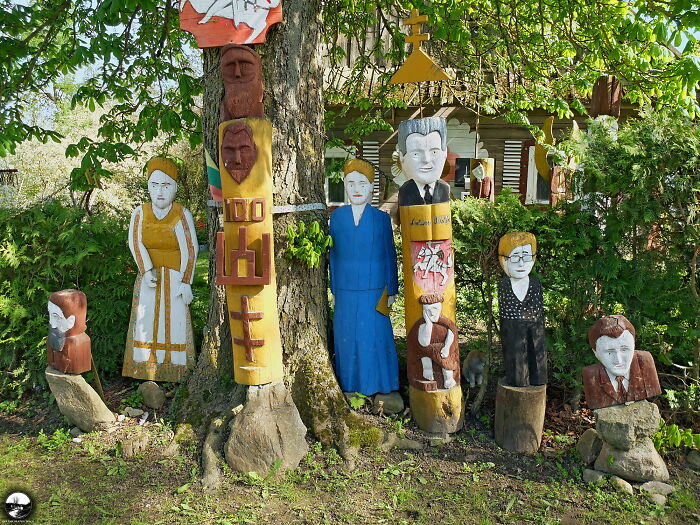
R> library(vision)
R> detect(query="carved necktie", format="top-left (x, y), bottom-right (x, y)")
top-left (616, 376), bottom-right (627, 401)
top-left (423, 184), bottom-right (433, 204)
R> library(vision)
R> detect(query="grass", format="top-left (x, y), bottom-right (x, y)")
top-left (1, 426), bottom-right (698, 525)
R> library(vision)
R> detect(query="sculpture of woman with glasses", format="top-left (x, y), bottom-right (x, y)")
top-left (496, 232), bottom-right (547, 387)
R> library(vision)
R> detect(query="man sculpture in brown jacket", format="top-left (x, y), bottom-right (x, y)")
top-left (582, 314), bottom-right (661, 410)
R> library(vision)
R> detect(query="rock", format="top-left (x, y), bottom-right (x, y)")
top-left (124, 407), bottom-right (144, 418)
top-left (577, 429), bottom-right (603, 466)
top-left (225, 383), bottom-right (308, 475)
top-left (70, 427), bottom-right (84, 438)
top-left (639, 481), bottom-right (675, 496)
top-left (594, 400), bottom-right (660, 451)
top-left (45, 365), bottom-right (115, 432)
top-left (594, 438), bottom-right (669, 482)
top-left (120, 429), bottom-right (149, 459)
top-left (372, 393), bottom-right (405, 415)
top-left (72, 437), bottom-right (82, 443)
top-left (648, 493), bottom-right (667, 506)
top-left (117, 414), bottom-right (125, 422)
top-left (609, 475), bottom-right (634, 494)
top-left (425, 433), bottom-right (452, 446)
top-left (380, 432), bottom-right (423, 452)
top-left (583, 468), bottom-right (606, 485)
top-left (138, 381), bottom-right (165, 410)
top-left (686, 450), bottom-right (700, 470)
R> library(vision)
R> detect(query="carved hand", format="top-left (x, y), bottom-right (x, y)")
top-left (441, 345), bottom-right (449, 359)
top-left (145, 268), bottom-right (157, 288)
top-left (177, 283), bottom-right (194, 305)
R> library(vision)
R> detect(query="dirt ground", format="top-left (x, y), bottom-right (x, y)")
top-left (0, 375), bottom-right (698, 525)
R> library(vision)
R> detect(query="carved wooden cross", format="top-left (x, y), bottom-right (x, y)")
top-left (403, 9), bottom-right (430, 48)
top-left (231, 295), bottom-right (264, 361)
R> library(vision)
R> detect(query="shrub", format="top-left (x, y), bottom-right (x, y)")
top-left (0, 202), bottom-right (133, 397)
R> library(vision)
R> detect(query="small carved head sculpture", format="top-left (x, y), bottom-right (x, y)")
top-left (588, 315), bottom-right (636, 379)
top-left (221, 44), bottom-right (264, 120)
top-left (47, 290), bottom-right (87, 351)
top-left (221, 122), bottom-right (258, 184)
top-left (498, 232), bottom-right (537, 279)
top-left (419, 292), bottom-right (444, 323)
top-left (397, 117), bottom-right (448, 187)
top-left (343, 159), bottom-right (374, 206)
top-left (147, 157), bottom-right (179, 210)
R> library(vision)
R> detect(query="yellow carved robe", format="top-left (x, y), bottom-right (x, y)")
top-left (123, 202), bottom-right (198, 382)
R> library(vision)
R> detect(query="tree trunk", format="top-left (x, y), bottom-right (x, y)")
top-left (176, 0), bottom-right (375, 451)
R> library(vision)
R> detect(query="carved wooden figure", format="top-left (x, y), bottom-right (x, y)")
top-left (179, 0), bottom-right (283, 48)
top-left (123, 157), bottom-right (199, 383)
top-left (329, 159), bottom-right (399, 396)
top-left (583, 315), bottom-right (661, 410)
top-left (494, 231), bottom-right (547, 453)
top-left (469, 158), bottom-right (495, 202)
top-left (47, 289), bottom-right (91, 374)
top-left (217, 118), bottom-right (283, 385)
top-left (220, 45), bottom-right (264, 121)
top-left (397, 116), bottom-right (462, 434)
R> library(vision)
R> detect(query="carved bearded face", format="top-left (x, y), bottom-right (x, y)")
top-left (221, 123), bottom-right (257, 183)
top-left (344, 171), bottom-right (372, 205)
top-left (221, 46), bottom-right (263, 119)
top-left (502, 244), bottom-right (535, 280)
top-left (400, 131), bottom-right (448, 187)
top-left (594, 330), bottom-right (635, 378)
top-left (148, 170), bottom-right (177, 210)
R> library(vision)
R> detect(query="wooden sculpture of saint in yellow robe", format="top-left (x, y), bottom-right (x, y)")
top-left (123, 157), bottom-right (199, 382)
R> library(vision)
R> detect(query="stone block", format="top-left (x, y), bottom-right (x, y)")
top-left (577, 428), bottom-right (603, 466)
top-left (45, 365), bottom-right (114, 432)
top-left (639, 481), bottom-right (675, 496)
top-left (594, 438), bottom-right (669, 482)
top-left (583, 468), bottom-right (606, 485)
top-left (225, 383), bottom-right (308, 475)
top-left (609, 475), bottom-right (634, 494)
top-left (594, 400), bottom-right (660, 450)
top-left (138, 381), bottom-right (166, 410)
top-left (372, 392), bottom-right (404, 415)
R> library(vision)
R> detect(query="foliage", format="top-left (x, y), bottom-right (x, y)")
top-left (664, 383), bottom-right (700, 418)
top-left (0, 202), bottom-right (133, 397)
top-left (284, 221), bottom-right (333, 269)
top-left (0, 0), bottom-right (202, 189)
top-left (324, 1), bottom-right (700, 141)
top-left (36, 428), bottom-right (72, 452)
top-left (452, 109), bottom-right (700, 398)
top-left (120, 390), bottom-right (144, 410)
top-left (347, 392), bottom-right (369, 410)
top-left (652, 419), bottom-right (700, 455)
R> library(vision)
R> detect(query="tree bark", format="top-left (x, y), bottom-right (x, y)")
top-left (176, 0), bottom-right (375, 451)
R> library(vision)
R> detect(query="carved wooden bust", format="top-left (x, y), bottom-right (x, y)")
top-left (221, 121), bottom-right (258, 184)
top-left (47, 289), bottom-right (91, 374)
top-left (220, 44), bottom-right (264, 121)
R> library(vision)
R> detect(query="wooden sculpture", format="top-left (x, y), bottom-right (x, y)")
top-left (123, 157), bottom-right (199, 383)
top-left (397, 116), bottom-right (462, 433)
top-left (494, 231), bottom-right (547, 453)
top-left (469, 158), bottom-right (495, 202)
top-left (583, 315), bottom-right (661, 410)
top-left (47, 289), bottom-right (91, 374)
top-left (217, 45), bottom-right (283, 385)
top-left (179, 0), bottom-right (283, 47)
top-left (329, 159), bottom-right (399, 396)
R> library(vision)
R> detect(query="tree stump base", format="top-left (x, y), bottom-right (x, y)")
top-left (494, 378), bottom-right (546, 453)
top-left (409, 385), bottom-right (463, 434)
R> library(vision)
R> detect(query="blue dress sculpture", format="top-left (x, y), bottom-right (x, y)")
top-left (329, 159), bottom-right (399, 395)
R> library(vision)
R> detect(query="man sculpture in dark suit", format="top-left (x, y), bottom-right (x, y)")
top-left (582, 314), bottom-right (662, 410)
top-left (397, 117), bottom-right (451, 206)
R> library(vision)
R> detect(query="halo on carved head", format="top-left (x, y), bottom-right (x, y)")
top-left (588, 314), bottom-right (636, 349)
top-left (498, 231), bottom-right (537, 270)
top-left (146, 157), bottom-right (179, 181)
top-left (419, 293), bottom-right (444, 305)
top-left (343, 158), bottom-right (375, 184)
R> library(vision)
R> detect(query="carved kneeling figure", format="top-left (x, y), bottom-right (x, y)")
top-left (407, 293), bottom-right (460, 391)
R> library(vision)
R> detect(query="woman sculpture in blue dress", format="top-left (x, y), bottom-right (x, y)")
top-left (329, 159), bottom-right (399, 395)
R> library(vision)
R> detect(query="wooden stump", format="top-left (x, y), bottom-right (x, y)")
top-left (409, 385), bottom-right (463, 434)
top-left (494, 378), bottom-right (546, 453)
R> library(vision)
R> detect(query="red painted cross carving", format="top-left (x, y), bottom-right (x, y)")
top-left (231, 296), bottom-right (264, 361)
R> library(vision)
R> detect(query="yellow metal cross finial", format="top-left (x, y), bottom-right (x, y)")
top-left (404, 9), bottom-right (430, 48)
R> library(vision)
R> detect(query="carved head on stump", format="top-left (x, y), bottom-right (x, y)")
top-left (221, 44), bottom-right (264, 120)
top-left (397, 117), bottom-right (448, 187)
top-left (221, 121), bottom-right (258, 183)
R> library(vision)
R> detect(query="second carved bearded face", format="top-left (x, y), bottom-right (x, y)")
top-left (221, 122), bottom-right (257, 183)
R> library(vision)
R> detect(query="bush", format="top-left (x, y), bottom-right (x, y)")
top-left (0, 202), bottom-right (133, 398)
